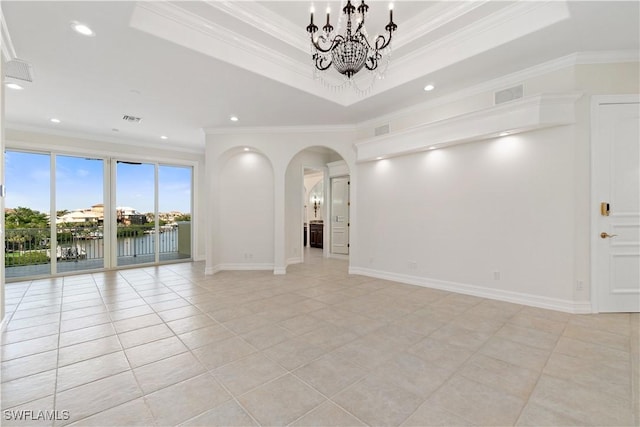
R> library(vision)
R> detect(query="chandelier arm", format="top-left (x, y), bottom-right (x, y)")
top-left (373, 32), bottom-right (393, 51)
top-left (304, 1), bottom-right (396, 81)
top-left (314, 54), bottom-right (333, 71)
top-left (364, 51), bottom-right (381, 71)
top-left (311, 34), bottom-right (345, 54)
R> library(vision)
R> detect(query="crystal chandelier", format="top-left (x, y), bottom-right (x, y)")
top-left (306, 0), bottom-right (397, 79)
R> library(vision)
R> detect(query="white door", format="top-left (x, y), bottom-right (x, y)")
top-left (594, 100), bottom-right (640, 312)
top-left (331, 177), bottom-right (349, 255)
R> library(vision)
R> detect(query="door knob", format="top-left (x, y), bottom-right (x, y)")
top-left (600, 232), bottom-right (618, 239)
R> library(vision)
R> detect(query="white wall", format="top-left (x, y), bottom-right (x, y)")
top-left (219, 151), bottom-right (274, 268)
top-left (204, 129), bottom-right (357, 274)
top-left (354, 126), bottom-right (577, 306)
top-left (350, 60), bottom-right (639, 312)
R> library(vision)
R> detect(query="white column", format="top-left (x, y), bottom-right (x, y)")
top-left (204, 139), bottom-right (220, 275)
top-left (273, 170), bottom-right (286, 275)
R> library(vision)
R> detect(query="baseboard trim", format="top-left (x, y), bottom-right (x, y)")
top-left (217, 263), bottom-right (275, 271)
top-left (348, 266), bottom-right (592, 314)
top-left (204, 265), bottom-right (220, 275)
top-left (286, 257), bottom-right (302, 266)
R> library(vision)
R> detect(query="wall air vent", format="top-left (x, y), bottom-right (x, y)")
top-left (374, 124), bottom-right (390, 136)
top-left (4, 58), bottom-right (34, 82)
top-left (494, 84), bottom-right (523, 105)
top-left (122, 115), bottom-right (142, 123)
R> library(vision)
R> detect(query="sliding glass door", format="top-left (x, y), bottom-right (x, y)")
top-left (55, 155), bottom-right (105, 273)
top-left (4, 151), bottom-right (51, 278)
top-left (116, 161), bottom-right (156, 267)
top-left (159, 165), bottom-right (192, 261)
top-left (114, 162), bottom-right (192, 266)
top-left (4, 149), bottom-right (194, 279)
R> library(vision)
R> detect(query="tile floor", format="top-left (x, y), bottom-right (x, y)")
top-left (1, 250), bottom-right (638, 426)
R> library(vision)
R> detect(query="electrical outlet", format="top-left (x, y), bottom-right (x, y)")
top-left (576, 280), bottom-right (584, 291)
top-left (493, 271), bottom-right (501, 280)
top-left (408, 261), bottom-right (417, 270)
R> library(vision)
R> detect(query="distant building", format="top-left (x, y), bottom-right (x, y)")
top-left (57, 209), bottom-right (101, 224)
top-left (116, 207), bottom-right (146, 226)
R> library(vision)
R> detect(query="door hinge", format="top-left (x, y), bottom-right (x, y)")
top-left (348, 181), bottom-right (350, 185)
top-left (347, 243), bottom-right (350, 248)
top-left (347, 202), bottom-right (350, 206)
top-left (348, 223), bottom-right (350, 227)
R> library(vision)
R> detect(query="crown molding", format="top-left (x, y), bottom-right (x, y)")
top-left (393, 1), bottom-right (490, 49)
top-left (131, 1), bottom-right (573, 108)
top-left (366, 0), bottom-right (571, 99)
top-left (355, 93), bottom-right (584, 162)
top-left (357, 49), bottom-right (638, 131)
top-left (205, 124), bottom-right (358, 136)
top-left (5, 123), bottom-right (205, 155)
top-left (208, 1), bottom-right (490, 54)
top-left (1, 9), bottom-right (17, 61)
top-left (133, 2), bottom-right (309, 76)
top-left (204, 1), bottom-right (308, 53)
top-left (574, 50), bottom-right (640, 64)
top-left (131, 2), bottom-right (351, 106)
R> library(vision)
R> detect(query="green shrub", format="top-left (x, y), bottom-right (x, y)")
top-left (5, 251), bottom-right (50, 266)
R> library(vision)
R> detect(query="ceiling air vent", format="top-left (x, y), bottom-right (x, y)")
top-left (122, 115), bottom-right (142, 123)
top-left (494, 84), bottom-right (523, 105)
top-left (4, 58), bottom-right (34, 82)
top-left (374, 124), bottom-right (390, 136)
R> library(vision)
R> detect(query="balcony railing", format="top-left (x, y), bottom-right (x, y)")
top-left (5, 223), bottom-right (191, 276)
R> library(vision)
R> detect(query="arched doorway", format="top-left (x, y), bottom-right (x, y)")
top-left (284, 146), bottom-right (350, 267)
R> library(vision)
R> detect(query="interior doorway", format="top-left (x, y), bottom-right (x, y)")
top-left (287, 147), bottom-right (350, 269)
top-left (303, 167), bottom-right (324, 261)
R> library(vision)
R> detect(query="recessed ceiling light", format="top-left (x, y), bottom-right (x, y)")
top-left (376, 157), bottom-right (383, 160)
top-left (160, 135), bottom-right (168, 140)
top-left (423, 84), bottom-right (435, 92)
top-left (499, 131), bottom-right (510, 137)
top-left (6, 82), bottom-right (23, 90)
top-left (428, 146), bottom-right (437, 150)
top-left (71, 21), bottom-right (95, 37)
top-left (230, 116), bottom-right (239, 122)
top-left (243, 147), bottom-right (250, 152)
top-left (50, 118), bottom-right (61, 124)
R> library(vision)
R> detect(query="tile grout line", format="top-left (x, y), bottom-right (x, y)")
top-left (51, 275), bottom-right (68, 427)
top-left (630, 313), bottom-right (639, 427)
top-left (511, 310), bottom-right (570, 425)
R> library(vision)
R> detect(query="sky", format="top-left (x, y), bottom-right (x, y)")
top-left (5, 151), bottom-right (191, 214)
